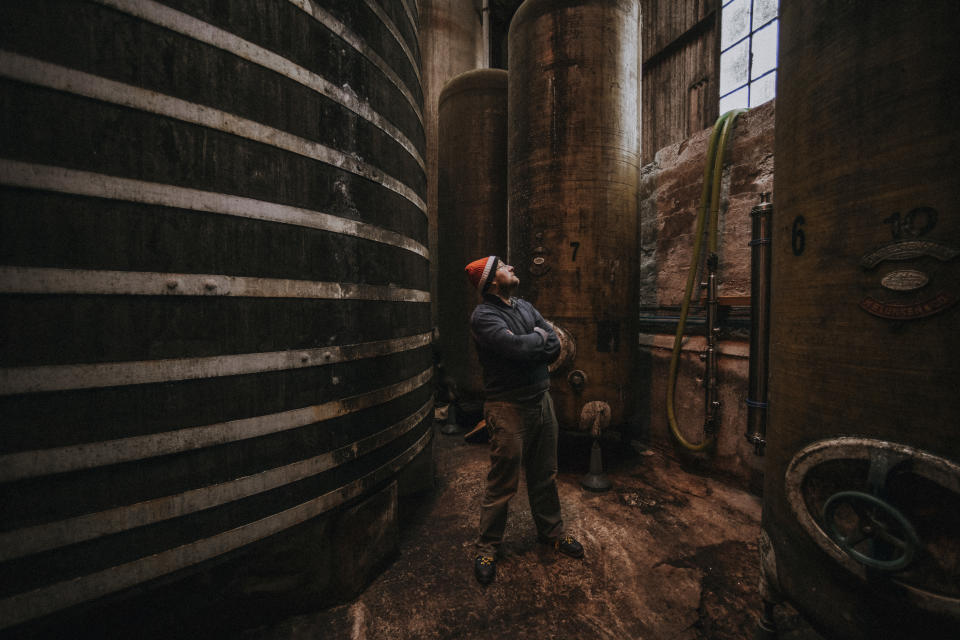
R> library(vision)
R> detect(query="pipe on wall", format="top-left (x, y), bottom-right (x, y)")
top-left (665, 109), bottom-right (744, 452)
top-left (746, 192), bottom-right (772, 455)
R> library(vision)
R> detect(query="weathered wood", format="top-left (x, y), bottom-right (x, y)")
top-left (640, 0), bottom-right (719, 164)
top-left (0, 0), bottom-right (431, 631)
top-left (641, 0), bottom-right (714, 58)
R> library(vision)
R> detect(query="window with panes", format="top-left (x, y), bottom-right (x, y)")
top-left (719, 0), bottom-right (779, 112)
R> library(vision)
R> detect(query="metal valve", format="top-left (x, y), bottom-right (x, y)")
top-left (822, 490), bottom-right (920, 572)
top-left (567, 369), bottom-right (587, 393)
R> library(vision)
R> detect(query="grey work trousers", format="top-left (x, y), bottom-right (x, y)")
top-left (475, 392), bottom-right (564, 556)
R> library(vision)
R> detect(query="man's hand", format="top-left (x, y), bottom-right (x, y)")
top-left (532, 326), bottom-right (549, 342)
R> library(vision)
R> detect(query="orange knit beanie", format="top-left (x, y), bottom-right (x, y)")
top-left (464, 256), bottom-right (500, 292)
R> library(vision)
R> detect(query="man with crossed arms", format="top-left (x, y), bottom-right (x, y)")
top-left (464, 255), bottom-right (584, 586)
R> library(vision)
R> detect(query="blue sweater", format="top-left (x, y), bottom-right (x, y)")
top-left (470, 295), bottom-right (561, 401)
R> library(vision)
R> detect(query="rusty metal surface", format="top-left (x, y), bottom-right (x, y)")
top-left (507, 0), bottom-right (640, 430)
top-left (437, 68), bottom-right (508, 402)
top-left (764, 1), bottom-right (960, 637)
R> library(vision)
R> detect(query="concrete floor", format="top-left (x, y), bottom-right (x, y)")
top-left (245, 422), bottom-right (823, 640)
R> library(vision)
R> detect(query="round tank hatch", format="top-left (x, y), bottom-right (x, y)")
top-left (785, 437), bottom-right (960, 618)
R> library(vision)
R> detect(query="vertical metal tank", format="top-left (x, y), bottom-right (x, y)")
top-left (762, 2), bottom-right (960, 638)
top-left (420, 0), bottom-right (485, 328)
top-left (507, 0), bottom-right (640, 431)
top-left (0, 0), bottom-right (429, 635)
top-left (437, 68), bottom-right (509, 411)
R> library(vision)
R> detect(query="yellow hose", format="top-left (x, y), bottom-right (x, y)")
top-left (666, 109), bottom-right (745, 451)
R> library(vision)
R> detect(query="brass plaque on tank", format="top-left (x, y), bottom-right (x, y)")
top-left (859, 238), bottom-right (959, 320)
top-left (880, 269), bottom-right (929, 292)
top-left (860, 240), bottom-right (959, 268)
top-left (859, 291), bottom-right (957, 320)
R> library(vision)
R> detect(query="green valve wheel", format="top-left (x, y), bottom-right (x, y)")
top-left (822, 490), bottom-right (920, 572)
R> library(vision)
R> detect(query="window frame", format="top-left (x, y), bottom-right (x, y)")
top-left (719, 0), bottom-right (779, 110)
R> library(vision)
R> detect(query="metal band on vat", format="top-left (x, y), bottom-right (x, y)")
top-left (0, 266), bottom-right (430, 303)
top-left (0, 332), bottom-right (432, 396)
top-left (0, 397), bottom-right (432, 560)
top-left (0, 52), bottom-right (426, 213)
top-left (96, 0), bottom-right (424, 164)
top-left (364, 0), bottom-right (421, 82)
top-left (0, 427), bottom-right (433, 630)
top-left (286, 0), bottom-right (423, 122)
top-left (399, 0), bottom-right (419, 33)
top-left (0, 368), bottom-right (432, 481)
top-left (0, 160), bottom-right (427, 258)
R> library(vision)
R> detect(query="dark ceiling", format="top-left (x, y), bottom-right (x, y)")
top-left (489, 0), bottom-right (525, 24)
top-left (486, 0), bottom-right (525, 68)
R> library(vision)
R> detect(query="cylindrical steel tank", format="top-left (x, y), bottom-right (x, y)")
top-left (507, 0), bottom-right (640, 430)
top-left (763, 2), bottom-right (960, 638)
top-left (437, 68), bottom-right (508, 410)
top-left (0, 0), bottom-right (429, 635)
top-left (420, 0), bottom-right (485, 327)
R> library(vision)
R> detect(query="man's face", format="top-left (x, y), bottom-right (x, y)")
top-left (492, 262), bottom-right (519, 290)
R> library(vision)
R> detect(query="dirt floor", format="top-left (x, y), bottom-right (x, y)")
top-left (244, 422), bottom-right (823, 640)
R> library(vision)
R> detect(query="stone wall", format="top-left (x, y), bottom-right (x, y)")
top-left (636, 101), bottom-right (774, 490)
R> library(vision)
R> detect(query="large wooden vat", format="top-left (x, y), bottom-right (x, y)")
top-left (763, 1), bottom-right (960, 637)
top-left (437, 68), bottom-right (508, 405)
top-left (507, 0), bottom-right (640, 430)
top-left (0, 0), bottom-right (429, 634)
